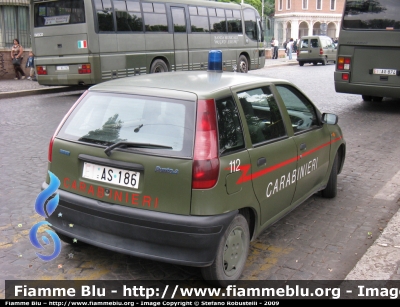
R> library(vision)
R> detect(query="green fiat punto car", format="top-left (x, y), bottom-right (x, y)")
top-left (42, 66), bottom-right (345, 286)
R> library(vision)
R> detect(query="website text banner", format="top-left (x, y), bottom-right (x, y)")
top-left (5, 280), bottom-right (400, 300)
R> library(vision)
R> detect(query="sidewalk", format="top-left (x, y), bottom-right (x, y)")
top-left (0, 59), bottom-right (399, 284)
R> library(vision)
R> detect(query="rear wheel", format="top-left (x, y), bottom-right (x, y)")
top-left (321, 153), bottom-right (338, 198)
top-left (313, 62), bottom-right (318, 66)
top-left (150, 59), bottom-right (168, 73)
top-left (299, 62), bottom-right (304, 66)
top-left (238, 55), bottom-right (248, 73)
top-left (201, 214), bottom-right (250, 287)
top-left (362, 95), bottom-right (372, 101)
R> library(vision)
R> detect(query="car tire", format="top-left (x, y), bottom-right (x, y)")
top-left (299, 62), bottom-right (304, 66)
top-left (237, 55), bottom-right (248, 73)
top-left (201, 214), bottom-right (250, 287)
top-left (362, 95), bottom-right (372, 101)
top-left (371, 96), bottom-right (383, 102)
top-left (321, 57), bottom-right (327, 65)
top-left (150, 59), bottom-right (168, 73)
top-left (321, 153), bottom-right (338, 198)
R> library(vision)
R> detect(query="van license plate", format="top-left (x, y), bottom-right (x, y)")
top-left (82, 162), bottom-right (140, 189)
top-left (373, 69), bottom-right (396, 75)
top-left (56, 66), bottom-right (69, 71)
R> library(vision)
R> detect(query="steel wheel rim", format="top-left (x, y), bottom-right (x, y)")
top-left (223, 226), bottom-right (245, 277)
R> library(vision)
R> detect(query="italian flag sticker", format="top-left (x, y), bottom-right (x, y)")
top-left (77, 40), bottom-right (87, 49)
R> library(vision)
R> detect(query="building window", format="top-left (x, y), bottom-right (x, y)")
top-left (287, 0), bottom-right (291, 10)
top-left (330, 0), bottom-right (336, 10)
top-left (279, 0), bottom-right (283, 10)
top-left (302, 0), bottom-right (308, 9)
top-left (0, 5), bottom-right (30, 49)
top-left (316, 0), bottom-right (322, 10)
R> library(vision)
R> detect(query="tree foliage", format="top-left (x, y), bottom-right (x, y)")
top-left (218, 0), bottom-right (275, 17)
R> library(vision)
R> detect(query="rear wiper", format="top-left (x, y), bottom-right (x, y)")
top-left (104, 141), bottom-right (172, 156)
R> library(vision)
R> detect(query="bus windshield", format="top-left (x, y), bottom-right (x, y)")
top-left (34, 0), bottom-right (85, 27)
top-left (342, 0), bottom-right (400, 30)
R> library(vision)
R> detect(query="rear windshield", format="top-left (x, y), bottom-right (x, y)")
top-left (34, 0), bottom-right (85, 27)
top-left (342, 0), bottom-right (400, 30)
top-left (57, 92), bottom-right (196, 158)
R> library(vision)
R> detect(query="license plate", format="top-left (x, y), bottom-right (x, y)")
top-left (300, 50), bottom-right (308, 53)
top-left (56, 65), bottom-right (69, 71)
top-left (82, 162), bottom-right (140, 189)
top-left (373, 68), bottom-right (396, 75)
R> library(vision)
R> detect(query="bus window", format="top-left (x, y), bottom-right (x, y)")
top-left (143, 2), bottom-right (168, 32)
top-left (189, 6), bottom-right (210, 33)
top-left (114, 0), bottom-right (143, 32)
top-left (95, 0), bottom-right (115, 31)
top-left (226, 9), bottom-right (242, 33)
top-left (34, 0), bottom-right (85, 27)
top-left (171, 7), bottom-right (187, 33)
top-left (243, 9), bottom-right (256, 40)
top-left (209, 7), bottom-right (227, 33)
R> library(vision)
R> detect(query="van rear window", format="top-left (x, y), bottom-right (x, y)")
top-left (34, 0), bottom-right (85, 27)
top-left (343, 0), bottom-right (400, 30)
top-left (57, 92), bottom-right (196, 158)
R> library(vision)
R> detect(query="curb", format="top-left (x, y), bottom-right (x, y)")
top-left (0, 85), bottom-right (87, 99)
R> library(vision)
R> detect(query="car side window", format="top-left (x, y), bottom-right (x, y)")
top-left (216, 97), bottom-right (245, 154)
top-left (275, 85), bottom-right (319, 134)
top-left (237, 86), bottom-right (286, 145)
top-left (311, 38), bottom-right (319, 48)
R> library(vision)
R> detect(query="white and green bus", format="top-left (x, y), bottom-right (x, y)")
top-left (334, 0), bottom-right (400, 102)
top-left (31, 0), bottom-right (265, 86)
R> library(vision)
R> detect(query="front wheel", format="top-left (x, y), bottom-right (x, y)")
top-left (299, 61), bottom-right (304, 66)
top-left (201, 214), bottom-right (250, 287)
top-left (150, 59), bottom-right (168, 73)
top-left (362, 95), bottom-right (372, 101)
top-left (321, 154), bottom-right (338, 198)
top-left (237, 55), bottom-right (248, 73)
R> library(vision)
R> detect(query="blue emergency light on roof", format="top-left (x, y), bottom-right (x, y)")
top-left (208, 50), bottom-right (223, 72)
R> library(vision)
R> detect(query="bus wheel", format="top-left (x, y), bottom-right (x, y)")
top-left (150, 59), bottom-right (168, 73)
top-left (362, 95), bottom-right (372, 101)
top-left (313, 62), bottom-right (318, 66)
top-left (201, 214), bottom-right (250, 287)
top-left (299, 62), bottom-right (304, 66)
top-left (238, 55), bottom-right (248, 73)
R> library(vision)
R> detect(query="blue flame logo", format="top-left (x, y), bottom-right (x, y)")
top-left (29, 171), bottom-right (62, 261)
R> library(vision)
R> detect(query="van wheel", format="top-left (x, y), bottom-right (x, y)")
top-left (362, 95), bottom-right (372, 101)
top-left (299, 62), bottom-right (304, 66)
top-left (150, 59), bottom-right (168, 73)
top-left (238, 55), bottom-right (248, 73)
top-left (201, 214), bottom-right (250, 287)
top-left (321, 58), bottom-right (327, 65)
top-left (321, 154), bottom-right (338, 198)
top-left (313, 62), bottom-right (318, 66)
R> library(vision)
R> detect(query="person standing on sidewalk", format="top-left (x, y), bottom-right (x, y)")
top-left (272, 37), bottom-right (279, 59)
top-left (10, 38), bottom-right (26, 80)
top-left (286, 38), bottom-right (294, 60)
top-left (26, 51), bottom-right (36, 81)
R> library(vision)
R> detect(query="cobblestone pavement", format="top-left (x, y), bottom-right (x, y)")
top-left (1, 62), bottom-right (400, 299)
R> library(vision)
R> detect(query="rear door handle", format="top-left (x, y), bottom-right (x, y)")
top-left (300, 143), bottom-right (306, 151)
top-left (257, 157), bottom-right (266, 167)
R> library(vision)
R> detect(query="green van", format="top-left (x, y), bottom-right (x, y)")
top-left (297, 35), bottom-right (337, 66)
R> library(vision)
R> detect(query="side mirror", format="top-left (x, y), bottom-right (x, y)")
top-left (322, 113), bottom-right (338, 125)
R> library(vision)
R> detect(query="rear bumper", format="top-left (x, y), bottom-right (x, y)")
top-left (334, 73), bottom-right (400, 98)
top-left (297, 57), bottom-right (323, 63)
top-left (43, 182), bottom-right (237, 267)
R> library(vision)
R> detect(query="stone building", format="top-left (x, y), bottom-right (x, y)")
top-left (273, 0), bottom-right (345, 47)
top-left (0, 0), bottom-right (31, 79)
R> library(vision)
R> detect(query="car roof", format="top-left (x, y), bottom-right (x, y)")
top-left (89, 71), bottom-right (288, 100)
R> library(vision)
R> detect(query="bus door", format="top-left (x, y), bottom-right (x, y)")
top-left (171, 7), bottom-right (189, 71)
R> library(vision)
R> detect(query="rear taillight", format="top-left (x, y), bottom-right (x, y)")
top-left (192, 99), bottom-right (220, 189)
top-left (79, 64), bottom-right (91, 74)
top-left (48, 90), bottom-right (89, 162)
top-left (337, 57), bottom-right (351, 70)
top-left (320, 48), bottom-right (323, 55)
top-left (36, 66), bottom-right (47, 75)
